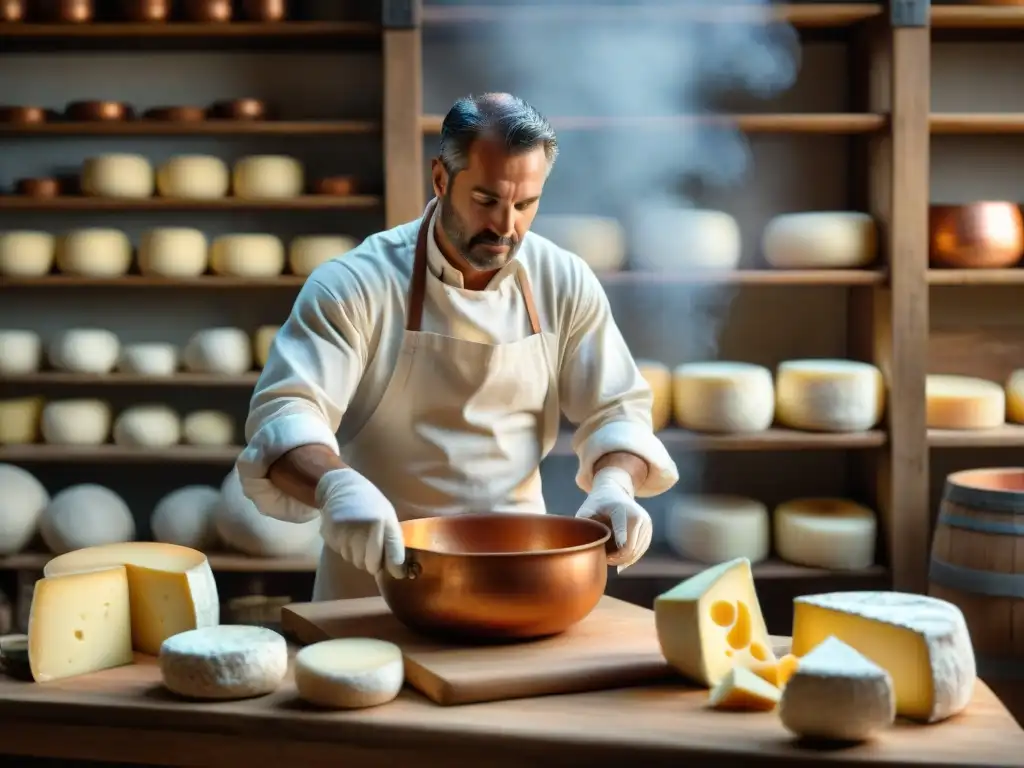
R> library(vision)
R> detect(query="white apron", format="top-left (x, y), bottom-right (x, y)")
top-left (312, 200), bottom-right (562, 601)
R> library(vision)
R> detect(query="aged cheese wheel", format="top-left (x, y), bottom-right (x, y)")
top-left (41, 399), bottom-right (112, 445)
top-left (81, 154), bottom-right (154, 198)
top-left (232, 155), bottom-right (303, 199)
top-left (0, 330), bottom-right (42, 374)
top-left (774, 497), bottom-right (877, 571)
top-left (926, 374), bottom-right (1005, 430)
top-left (156, 156), bottom-right (229, 199)
top-left (137, 228), bottom-right (208, 277)
top-left (215, 468), bottom-right (321, 557)
top-left (0, 464), bottom-right (48, 556)
top-left (55, 228), bottom-right (132, 277)
top-left (183, 328), bottom-right (253, 375)
top-left (47, 328), bottom-right (121, 374)
top-left (1007, 369), bottom-right (1024, 424)
top-left (629, 209), bottom-right (741, 271)
top-left (253, 325), bottom-right (279, 368)
top-left (294, 638), bottom-right (405, 710)
top-left (672, 362), bottom-right (775, 433)
top-left (665, 495), bottom-right (770, 565)
top-left (40, 484), bottom-right (136, 554)
top-left (183, 411), bottom-right (235, 446)
top-left (0, 231), bottom-right (55, 277)
top-left (117, 343), bottom-right (179, 376)
top-left (775, 359), bottom-right (885, 432)
top-left (0, 397), bottom-right (44, 444)
top-left (288, 235), bottom-right (357, 276)
top-left (151, 486), bottom-right (221, 550)
top-left (762, 212), bottom-right (877, 269)
top-left (210, 234), bottom-right (285, 278)
top-left (530, 215), bottom-right (626, 272)
top-left (113, 405), bottom-right (182, 448)
top-left (636, 359), bottom-right (671, 431)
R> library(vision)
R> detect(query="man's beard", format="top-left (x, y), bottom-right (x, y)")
top-left (439, 193), bottom-right (520, 271)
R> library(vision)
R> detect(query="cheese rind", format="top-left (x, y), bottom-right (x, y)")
top-left (159, 625), bottom-right (287, 700)
top-left (762, 212), bottom-right (877, 269)
top-left (775, 359), bottom-right (885, 432)
top-left (926, 374), bottom-right (1005, 430)
top-left (773, 498), bottom-right (877, 571)
top-left (672, 361), bottom-right (775, 433)
top-left (665, 495), bottom-right (769, 565)
top-left (294, 638), bottom-right (405, 709)
top-left (707, 665), bottom-right (781, 711)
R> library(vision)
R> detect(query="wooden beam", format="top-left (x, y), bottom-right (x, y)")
top-left (382, 1), bottom-right (423, 228)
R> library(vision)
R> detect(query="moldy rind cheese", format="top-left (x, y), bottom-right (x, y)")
top-left (159, 625), bottom-right (286, 700)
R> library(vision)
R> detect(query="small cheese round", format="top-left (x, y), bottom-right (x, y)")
top-left (762, 212), bottom-right (877, 269)
top-left (137, 228), bottom-right (208, 277)
top-left (288, 235), bottom-right (357, 276)
top-left (636, 359), bottom-right (672, 431)
top-left (215, 468), bottom-right (322, 557)
top-left (775, 359), bottom-right (885, 432)
top-left (0, 231), bottom-right (55, 277)
top-left (182, 410), bottom-right (234, 446)
top-left (295, 638), bottom-right (405, 710)
top-left (80, 153), bottom-right (154, 198)
top-left (40, 484), bottom-right (135, 554)
top-left (530, 215), bottom-right (626, 272)
top-left (672, 362), bottom-right (775, 433)
top-left (0, 397), bottom-right (44, 444)
top-left (159, 625), bottom-right (288, 701)
top-left (926, 374), bottom-right (1005, 430)
top-left (629, 209), bottom-right (741, 271)
top-left (47, 328), bottom-right (121, 374)
top-left (117, 343), bottom-right (179, 376)
top-left (1007, 369), bottom-right (1024, 424)
top-left (41, 399), bottom-right (112, 445)
top-left (151, 486), bottom-right (221, 550)
top-left (664, 495), bottom-right (769, 564)
top-left (232, 155), bottom-right (304, 199)
top-left (210, 234), bottom-right (285, 278)
top-left (112, 405), bottom-right (182, 448)
top-left (156, 155), bottom-right (229, 199)
top-left (253, 325), bottom-right (279, 368)
top-left (0, 464), bottom-right (48, 556)
top-left (182, 327), bottom-right (253, 375)
top-left (774, 497), bottom-right (877, 571)
top-left (0, 330), bottom-right (42, 374)
top-left (55, 228), bottom-right (132, 277)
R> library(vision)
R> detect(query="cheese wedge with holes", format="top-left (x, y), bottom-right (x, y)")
top-left (926, 374), bottom-right (1005, 430)
top-left (654, 557), bottom-right (775, 687)
top-left (707, 665), bottom-right (781, 711)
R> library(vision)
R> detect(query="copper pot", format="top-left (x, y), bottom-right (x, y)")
top-left (313, 176), bottom-right (357, 196)
top-left (241, 0), bottom-right (287, 21)
top-left (0, 0), bottom-right (26, 22)
top-left (121, 0), bottom-right (170, 22)
top-left (208, 98), bottom-right (268, 120)
top-left (143, 106), bottom-right (206, 122)
top-left (0, 106), bottom-right (48, 124)
top-left (929, 202), bottom-right (1024, 269)
top-left (64, 100), bottom-right (133, 122)
top-left (182, 0), bottom-right (231, 22)
top-left (36, 0), bottom-right (93, 22)
top-left (375, 513), bottom-right (612, 641)
top-left (15, 178), bottom-right (61, 197)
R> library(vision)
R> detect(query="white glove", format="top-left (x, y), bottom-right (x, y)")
top-left (574, 467), bottom-right (653, 571)
top-left (315, 468), bottom-right (406, 579)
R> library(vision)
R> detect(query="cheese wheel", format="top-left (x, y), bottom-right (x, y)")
top-left (232, 155), bottom-right (303, 199)
top-left (81, 154), bottom-right (154, 198)
top-left (0, 330), bottom-right (42, 374)
top-left (41, 399), bottom-right (112, 445)
top-left (530, 215), bottom-right (626, 272)
top-left (112, 405), bottom-right (182, 448)
top-left (47, 328), bottom-right (120, 374)
top-left (156, 156), bottom-right (229, 199)
top-left (215, 468), bottom-right (321, 557)
top-left (151, 486), bottom-right (220, 550)
top-left (183, 411), bottom-right (234, 446)
top-left (56, 228), bottom-right (132, 277)
top-left (288, 235), bottom-right (357, 276)
top-left (0, 231), bottom-right (55, 277)
top-left (209, 234), bottom-right (285, 278)
top-left (636, 360), bottom-right (671, 431)
top-left (294, 638), bottom-right (404, 709)
top-left (0, 397), bottom-right (43, 444)
top-left (926, 374), bottom-right (1005, 430)
top-left (775, 359), bottom-right (885, 432)
top-left (137, 228), bottom-right (208, 278)
top-left (774, 498), bottom-right (877, 571)
top-left (672, 362), bottom-right (774, 433)
top-left (762, 212), bottom-right (877, 269)
top-left (1007, 369), bottom-right (1024, 424)
top-left (0, 464), bottom-right (48, 556)
top-left (664, 495), bottom-right (769, 565)
top-left (160, 625), bottom-right (288, 700)
top-left (629, 209), bottom-right (741, 271)
top-left (40, 484), bottom-right (136, 554)
top-left (117, 343), bottom-right (179, 376)
top-left (182, 328), bottom-right (252, 375)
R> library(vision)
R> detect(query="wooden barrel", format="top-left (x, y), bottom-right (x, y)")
top-left (929, 467), bottom-right (1024, 680)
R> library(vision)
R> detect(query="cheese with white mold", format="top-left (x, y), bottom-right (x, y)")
top-left (160, 625), bottom-right (286, 700)
top-left (926, 374), bottom-right (1005, 430)
top-left (672, 361), bottom-right (774, 433)
top-left (773, 497), bottom-right (877, 571)
top-left (665, 495), bottom-right (769, 565)
top-left (775, 359), bottom-right (885, 432)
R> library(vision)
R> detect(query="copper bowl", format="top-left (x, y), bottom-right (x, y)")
top-left (375, 513), bottom-right (612, 642)
top-left (313, 176), bottom-right (357, 196)
top-left (65, 100), bottom-right (133, 122)
top-left (241, 0), bottom-right (287, 21)
top-left (182, 0), bottom-right (231, 22)
top-left (36, 0), bottom-right (93, 22)
top-left (121, 0), bottom-right (170, 22)
top-left (0, 106), bottom-right (48, 124)
top-left (0, 0), bottom-right (26, 22)
top-left (208, 98), bottom-right (268, 120)
top-left (143, 106), bottom-right (206, 122)
top-left (15, 178), bottom-right (61, 197)
top-left (929, 202), bottom-right (1024, 269)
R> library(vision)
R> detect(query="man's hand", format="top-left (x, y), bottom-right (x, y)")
top-left (574, 467), bottom-right (653, 570)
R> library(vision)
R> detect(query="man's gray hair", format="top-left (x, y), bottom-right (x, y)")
top-left (438, 93), bottom-right (558, 179)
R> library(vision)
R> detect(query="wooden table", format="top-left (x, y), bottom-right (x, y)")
top-left (0, 653), bottom-right (1022, 768)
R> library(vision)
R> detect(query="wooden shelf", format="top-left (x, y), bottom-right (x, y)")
top-left (928, 425), bottom-right (1024, 449)
top-left (0, 552), bottom-right (316, 573)
top-left (928, 269), bottom-right (1024, 285)
top-left (0, 120), bottom-right (380, 137)
top-left (0, 195), bottom-right (380, 211)
top-left (619, 554), bottom-right (889, 582)
top-left (0, 276), bottom-right (307, 288)
top-left (0, 445), bottom-right (241, 464)
top-left (0, 373), bottom-right (260, 387)
top-left (932, 5), bottom-right (1024, 29)
top-left (931, 114), bottom-right (1024, 134)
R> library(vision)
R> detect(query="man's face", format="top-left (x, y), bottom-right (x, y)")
top-left (432, 138), bottom-right (547, 272)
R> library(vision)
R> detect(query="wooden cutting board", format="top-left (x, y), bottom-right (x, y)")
top-left (281, 595), bottom-right (677, 706)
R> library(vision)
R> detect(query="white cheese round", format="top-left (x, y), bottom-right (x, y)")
top-left (288, 235), bottom-right (357, 276)
top-left (113, 405), bottom-right (182, 448)
top-left (664, 495), bottom-right (769, 565)
top-left (775, 359), bottom-right (885, 432)
top-left (151, 485), bottom-right (221, 550)
top-left (0, 397), bottom-right (44, 444)
top-left (214, 468), bottom-right (322, 557)
top-left (636, 359), bottom-right (672, 431)
top-left (672, 362), bottom-right (775, 433)
top-left (763, 211), bottom-right (877, 270)
top-left (41, 399), bottom-right (112, 445)
top-left (55, 228), bottom-right (132, 277)
top-left (159, 625), bottom-right (288, 700)
top-left (81, 153), bottom-right (154, 198)
top-left (137, 228), bottom-right (208, 278)
top-left (232, 155), bottom-right (304, 199)
top-left (182, 327), bottom-right (252, 375)
top-left (182, 410), bottom-right (234, 446)
top-left (47, 328), bottom-right (121, 374)
top-left (253, 325), bottom-right (279, 368)
top-left (0, 464), bottom-right (48, 556)
top-left (530, 215), bottom-right (626, 272)
top-left (117, 343), bottom-right (179, 376)
top-left (210, 234), bottom-right (285, 278)
top-left (295, 638), bottom-right (404, 709)
top-left (0, 330), bottom-right (42, 374)
top-left (156, 155), bottom-right (230, 199)
top-left (774, 497), bottom-right (877, 571)
top-left (0, 231), bottom-right (55, 277)
top-left (40, 483), bottom-right (136, 554)
top-left (629, 209), bottom-right (741, 271)
top-left (926, 374), bottom-right (1005, 430)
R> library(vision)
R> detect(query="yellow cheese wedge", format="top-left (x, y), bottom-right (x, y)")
top-left (654, 557), bottom-right (776, 687)
top-left (747, 653), bottom-right (800, 688)
top-left (707, 665), bottom-right (782, 711)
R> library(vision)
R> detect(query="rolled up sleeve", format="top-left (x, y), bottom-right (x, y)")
top-left (558, 265), bottom-right (679, 499)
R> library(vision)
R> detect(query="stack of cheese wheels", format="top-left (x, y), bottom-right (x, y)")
top-left (182, 410), bottom-right (235, 446)
top-left (0, 330), bottom-right (42, 374)
top-left (48, 328), bottom-right (121, 374)
top-left (41, 399), bottom-right (112, 445)
top-left (210, 234), bottom-right (285, 278)
top-left (636, 360), bottom-right (672, 431)
top-left (156, 155), bottom-right (230, 199)
top-left (150, 485), bottom-right (221, 550)
top-left (0, 464), bottom-right (48, 556)
top-left (762, 212), bottom-right (877, 269)
top-left (775, 359), bottom-right (885, 432)
top-left (233, 155), bottom-right (303, 199)
top-left (289, 235), bottom-right (357, 276)
top-left (0, 231), bottom-right (55, 276)
top-left (118, 343), bottom-right (179, 376)
top-left (773, 497), bottom-right (877, 570)
top-left (214, 468), bottom-right (321, 557)
top-left (138, 228), bottom-right (208, 277)
top-left (81, 154), bottom-right (154, 198)
top-left (183, 328), bottom-right (253, 375)
top-left (0, 396), bottom-right (43, 444)
top-left (629, 208), bottom-right (741, 271)
top-left (253, 325), bottom-right (280, 368)
top-left (1007, 369), bottom-right (1024, 424)
top-left (113, 405), bottom-right (182, 448)
top-left (530, 215), bottom-right (626, 273)
top-left (926, 374), bottom-right (1005, 430)
top-left (672, 361), bottom-right (775, 433)
top-left (39, 484), bottom-right (136, 554)
top-left (56, 229), bottom-right (132, 277)
top-left (665, 495), bottom-right (770, 564)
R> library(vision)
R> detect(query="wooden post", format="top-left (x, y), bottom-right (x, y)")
top-left (382, 0), bottom-right (424, 228)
